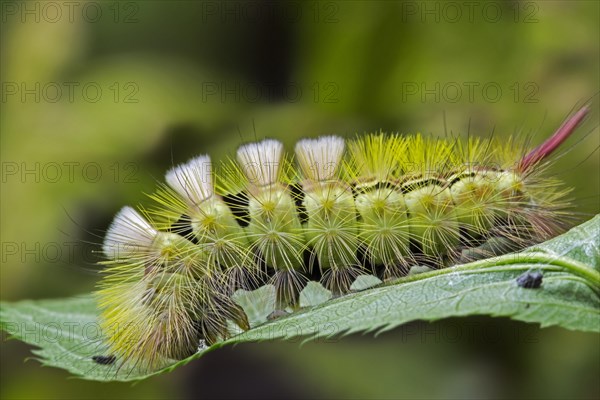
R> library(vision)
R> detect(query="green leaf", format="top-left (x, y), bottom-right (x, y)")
top-left (2, 215), bottom-right (599, 382)
top-left (299, 281), bottom-right (332, 308)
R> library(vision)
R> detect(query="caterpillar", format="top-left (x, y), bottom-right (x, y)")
top-left (97, 105), bottom-right (590, 372)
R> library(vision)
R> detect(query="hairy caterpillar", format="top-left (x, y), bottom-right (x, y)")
top-left (97, 106), bottom-right (590, 372)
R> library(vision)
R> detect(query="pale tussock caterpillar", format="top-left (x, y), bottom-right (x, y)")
top-left (96, 105), bottom-right (592, 372)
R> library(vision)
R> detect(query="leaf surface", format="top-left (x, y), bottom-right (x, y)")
top-left (2, 215), bottom-right (599, 381)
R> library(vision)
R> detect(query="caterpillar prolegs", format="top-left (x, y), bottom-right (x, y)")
top-left (97, 106), bottom-right (589, 370)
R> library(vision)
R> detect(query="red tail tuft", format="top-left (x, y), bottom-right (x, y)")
top-left (519, 105), bottom-right (590, 172)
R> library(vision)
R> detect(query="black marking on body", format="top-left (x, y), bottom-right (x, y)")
top-left (222, 192), bottom-right (250, 227)
top-left (171, 214), bottom-right (197, 244)
top-left (304, 248), bottom-right (323, 282)
top-left (448, 171), bottom-right (477, 186)
top-left (352, 180), bottom-right (403, 195)
top-left (290, 183), bottom-right (309, 224)
top-left (400, 178), bottom-right (447, 193)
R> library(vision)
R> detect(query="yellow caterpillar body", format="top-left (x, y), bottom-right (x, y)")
top-left (97, 107), bottom-right (588, 371)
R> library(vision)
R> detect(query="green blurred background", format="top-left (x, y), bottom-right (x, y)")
top-left (1, 0), bottom-right (598, 398)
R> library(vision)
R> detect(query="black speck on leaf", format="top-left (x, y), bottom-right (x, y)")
top-left (516, 271), bottom-right (543, 289)
top-left (92, 355), bottom-right (116, 365)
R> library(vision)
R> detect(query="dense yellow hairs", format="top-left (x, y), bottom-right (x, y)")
top-left (96, 106), bottom-right (588, 371)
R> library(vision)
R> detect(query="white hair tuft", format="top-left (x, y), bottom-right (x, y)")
top-left (103, 206), bottom-right (157, 260)
top-left (236, 139), bottom-right (284, 186)
top-left (295, 136), bottom-right (345, 181)
top-left (165, 155), bottom-right (214, 206)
